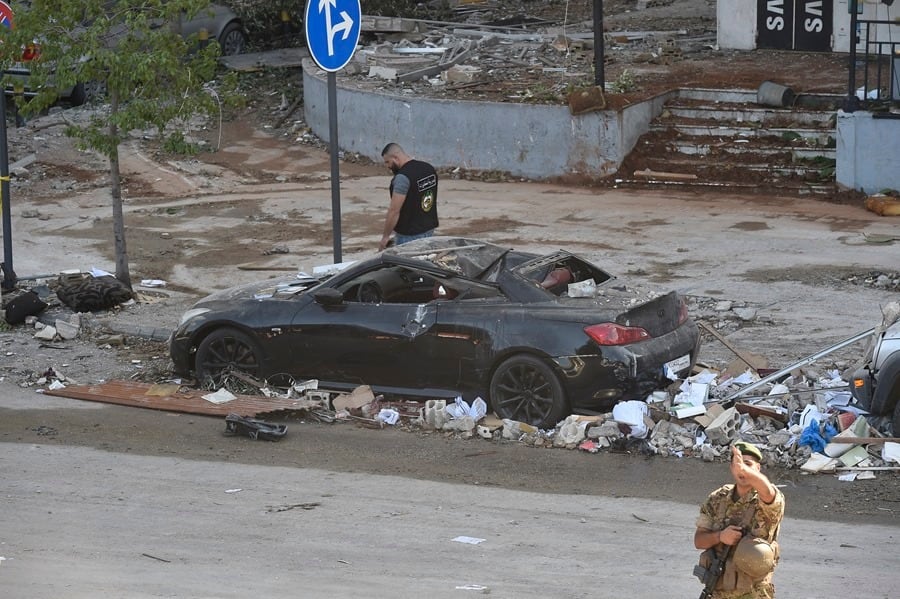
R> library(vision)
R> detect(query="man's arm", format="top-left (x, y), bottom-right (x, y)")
top-left (695, 525), bottom-right (743, 549)
top-left (379, 191), bottom-right (406, 251)
top-left (730, 446), bottom-right (777, 504)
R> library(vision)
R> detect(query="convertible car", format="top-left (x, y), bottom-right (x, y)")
top-left (170, 237), bottom-right (701, 428)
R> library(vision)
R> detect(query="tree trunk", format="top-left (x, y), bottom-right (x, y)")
top-left (108, 88), bottom-right (132, 290)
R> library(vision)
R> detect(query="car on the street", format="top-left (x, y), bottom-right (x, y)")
top-left (3, 2), bottom-right (247, 106)
top-left (169, 237), bottom-right (701, 428)
top-left (850, 305), bottom-right (900, 435)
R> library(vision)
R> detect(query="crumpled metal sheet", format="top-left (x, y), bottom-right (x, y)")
top-left (43, 380), bottom-right (319, 417)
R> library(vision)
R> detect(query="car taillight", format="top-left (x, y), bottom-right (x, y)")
top-left (584, 323), bottom-right (651, 346)
top-left (21, 43), bottom-right (40, 61)
top-left (677, 298), bottom-right (689, 325)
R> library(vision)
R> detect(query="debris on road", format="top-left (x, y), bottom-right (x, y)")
top-left (224, 413), bottom-right (287, 441)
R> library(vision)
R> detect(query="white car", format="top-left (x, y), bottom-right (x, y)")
top-left (850, 305), bottom-right (900, 435)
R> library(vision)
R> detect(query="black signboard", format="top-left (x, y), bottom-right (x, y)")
top-left (757, 0), bottom-right (832, 51)
top-left (758, 0), bottom-right (795, 49)
top-left (794, 0), bottom-right (832, 52)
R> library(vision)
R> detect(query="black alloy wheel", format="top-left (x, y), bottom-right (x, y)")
top-left (195, 327), bottom-right (263, 382)
top-left (489, 354), bottom-right (567, 429)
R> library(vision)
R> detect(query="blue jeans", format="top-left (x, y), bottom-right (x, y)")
top-left (395, 229), bottom-right (435, 245)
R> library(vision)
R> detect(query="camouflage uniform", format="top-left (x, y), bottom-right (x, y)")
top-left (696, 483), bottom-right (785, 599)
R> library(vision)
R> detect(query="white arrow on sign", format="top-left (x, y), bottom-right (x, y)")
top-left (318, 0), bottom-right (355, 57)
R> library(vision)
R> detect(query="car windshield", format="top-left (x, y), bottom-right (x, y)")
top-left (383, 237), bottom-right (511, 279)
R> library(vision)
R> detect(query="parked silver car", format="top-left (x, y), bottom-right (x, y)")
top-left (850, 304), bottom-right (900, 435)
top-left (3, 2), bottom-right (247, 106)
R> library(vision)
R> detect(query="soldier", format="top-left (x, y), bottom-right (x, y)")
top-left (694, 441), bottom-right (785, 599)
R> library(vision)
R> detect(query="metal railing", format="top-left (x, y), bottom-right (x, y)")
top-left (845, 10), bottom-right (900, 112)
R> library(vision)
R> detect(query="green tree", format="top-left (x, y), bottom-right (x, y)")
top-left (0, 1), bottom-right (226, 289)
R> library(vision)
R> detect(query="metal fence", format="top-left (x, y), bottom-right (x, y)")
top-left (846, 12), bottom-right (900, 111)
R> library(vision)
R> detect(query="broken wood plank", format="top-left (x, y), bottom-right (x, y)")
top-left (699, 321), bottom-right (768, 371)
top-left (219, 47), bottom-right (310, 71)
top-left (835, 466), bottom-right (900, 471)
top-left (827, 436), bottom-right (900, 444)
top-left (633, 168), bottom-right (698, 182)
top-left (360, 15), bottom-right (421, 33)
top-left (396, 44), bottom-right (474, 83)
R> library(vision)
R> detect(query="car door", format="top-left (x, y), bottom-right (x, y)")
top-left (289, 265), bottom-right (441, 390)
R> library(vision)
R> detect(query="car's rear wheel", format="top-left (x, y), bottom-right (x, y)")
top-left (489, 355), bottom-right (567, 429)
top-left (195, 327), bottom-right (263, 384)
top-left (217, 22), bottom-right (247, 56)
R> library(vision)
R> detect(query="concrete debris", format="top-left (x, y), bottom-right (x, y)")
top-left (288, 325), bottom-right (896, 476)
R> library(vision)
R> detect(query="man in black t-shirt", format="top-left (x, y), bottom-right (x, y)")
top-left (378, 143), bottom-right (439, 251)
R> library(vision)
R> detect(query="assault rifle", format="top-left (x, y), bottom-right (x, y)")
top-left (695, 541), bottom-right (738, 599)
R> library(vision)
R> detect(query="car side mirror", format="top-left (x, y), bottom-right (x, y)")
top-left (314, 288), bottom-right (344, 306)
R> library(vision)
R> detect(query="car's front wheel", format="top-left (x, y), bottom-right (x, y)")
top-left (195, 327), bottom-right (263, 384)
top-left (489, 354), bottom-right (567, 429)
top-left (217, 22), bottom-right (247, 56)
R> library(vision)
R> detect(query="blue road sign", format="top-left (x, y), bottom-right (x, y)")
top-left (304, 0), bottom-right (361, 72)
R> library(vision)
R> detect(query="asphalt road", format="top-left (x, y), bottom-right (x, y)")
top-left (1, 386), bottom-right (898, 598)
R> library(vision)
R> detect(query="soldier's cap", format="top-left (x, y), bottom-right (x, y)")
top-left (734, 441), bottom-right (763, 462)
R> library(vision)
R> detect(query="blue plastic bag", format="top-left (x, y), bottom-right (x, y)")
top-left (799, 419), bottom-right (827, 453)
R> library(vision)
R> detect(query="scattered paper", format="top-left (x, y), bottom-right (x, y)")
top-left (883, 442), bottom-right (900, 465)
top-left (140, 279), bottom-right (166, 287)
top-left (48, 380), bottom-right (66, 390)
top-left (90, 267), bottom-right (114, 277)
top-left (452, 536), bottom-right (486, 545)
top-left (224, 488), bottom-right (242, 494)
top-left (799, 404), bottom-right (825, 429)
top-left (375, 408), bottom-right (400, 425)
top-left (203, 388), bottom-right (237, 404)
top-left (445, 396), bottom-right (487, 421)
top-left (675, 381), bottom-right (709, 406)
top-left (612, 400), bottom-right (649, 438)
top-left (292, 379), bottom-right (319, 393)
top-left (455, 585), bottom-right (489, 591)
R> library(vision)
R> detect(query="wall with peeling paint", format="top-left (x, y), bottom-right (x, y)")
top-left (302, 60), bottom-right (663, 180)
top-left (836, 110), bottom-right (900, 193)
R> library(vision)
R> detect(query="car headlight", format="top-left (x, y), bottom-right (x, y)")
top-left (178, 307), bottom-right (211, 327)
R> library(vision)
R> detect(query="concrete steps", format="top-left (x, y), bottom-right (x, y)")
top-left (614, 88), bottom-right (844, 196)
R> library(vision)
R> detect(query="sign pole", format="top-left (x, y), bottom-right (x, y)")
top-left (305, 0), bottom-right (361, 265)
top-left (0, 89), bottom-right (16, 291)
top-left (327, 71), bottom-right (342, 263)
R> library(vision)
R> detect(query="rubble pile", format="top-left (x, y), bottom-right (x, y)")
top-left (336, 6), bottom-right (718, 105)
top-left (273, 358), bottom-right (896, 478)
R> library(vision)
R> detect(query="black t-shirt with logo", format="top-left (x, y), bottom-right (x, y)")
top-left (390, 159), bottom-right (438, 235)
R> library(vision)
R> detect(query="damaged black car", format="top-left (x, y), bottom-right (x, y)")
top-left (169, 237), bottom-right (701, 428)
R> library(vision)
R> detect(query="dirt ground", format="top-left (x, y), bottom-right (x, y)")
top-left (2, 2), bottom-right (899, 524)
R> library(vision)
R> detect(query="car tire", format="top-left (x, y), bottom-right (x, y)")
top-left (195, 327), bottom-right (264, 384)
top-left (69, 82), bottom-right (88, 107)
top-left (893, 399), bottom-right (900, 438)
top-left (68, 81), bottom-right (107, 107)
top-left (489, 354), bottom-right (567, 429)
top-left (217, 22), bottom-right (247, 56)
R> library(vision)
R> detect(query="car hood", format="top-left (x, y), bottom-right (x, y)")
top-left (193, 274), bottom-right (322, 306)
